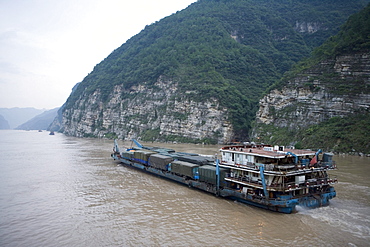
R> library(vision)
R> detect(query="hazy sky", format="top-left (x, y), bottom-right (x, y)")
top-left (0, 0), bottom-right (197, 109)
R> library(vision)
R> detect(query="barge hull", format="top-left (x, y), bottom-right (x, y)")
top-left (112, 153), bottom-right (296, 213)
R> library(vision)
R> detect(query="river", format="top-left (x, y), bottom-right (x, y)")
top-left (0, 130), bottom-right (369, 247)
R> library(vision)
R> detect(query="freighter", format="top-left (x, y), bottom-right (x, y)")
top-left (111, 140), bottom-right (337, 213)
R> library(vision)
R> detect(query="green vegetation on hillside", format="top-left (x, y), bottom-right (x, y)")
top-left (275, 3), bottom-right (370, 86)
top-left (254, 112), bottom-right (370, 154)
top-left (313, 3), bottom-right (370, 60)
top-left (254, 4), bottom-right (370, 153)
top-left (64, 0), bottom-right (368, 140)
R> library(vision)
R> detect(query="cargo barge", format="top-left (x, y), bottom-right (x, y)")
top-left (111, 140), bottom-right (337, 213)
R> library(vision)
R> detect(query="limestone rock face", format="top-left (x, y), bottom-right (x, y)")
top-left (254, 52), bottom-right (370, 131)
top-left (58, 78), bottom-right (233, 143)
top-left (295, 21), bottom-right (324, 34)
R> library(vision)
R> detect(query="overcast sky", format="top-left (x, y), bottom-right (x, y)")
top-left (0, 0), bottom-right (197, 109)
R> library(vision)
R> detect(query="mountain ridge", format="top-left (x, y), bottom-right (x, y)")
top-left (252, 4), bottom-right (370, 153)
top-left (54, 0), bottom-right (369, 144)
top-left (16, 108), bottom-right (59, 130)
top-left (0, 114), bottom-right (10, 129)
top-left (0, 108), bottom-right (46, 129)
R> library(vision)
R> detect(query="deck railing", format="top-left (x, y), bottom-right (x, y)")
top-left (225, 174), bottom-right (338, 191)
top-left (221, 160), bottom-right (337, 171)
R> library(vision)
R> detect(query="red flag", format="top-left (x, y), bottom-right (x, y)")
top-left (310, 155), bottom-right (317, 166)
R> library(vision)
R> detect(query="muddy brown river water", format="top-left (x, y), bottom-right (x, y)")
top-left (0, 130), bottom-right (369, 246)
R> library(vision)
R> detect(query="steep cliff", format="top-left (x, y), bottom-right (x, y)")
top-left (256, 53), bottom-right (370, 129)
top-left (60, 78), bottom-right (233, 143)
top-left (252, 4), bottom-right (370, 153)
top-left (53, 0), bottom-right (368, 144)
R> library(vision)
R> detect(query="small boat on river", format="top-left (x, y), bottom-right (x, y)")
top-left (111, 140), bottom-right (337, 213)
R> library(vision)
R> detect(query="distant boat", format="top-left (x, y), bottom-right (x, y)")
top-left (49, 131), bottom-right (55, 135)
top-left (38, 130), bottom-right (42, 132)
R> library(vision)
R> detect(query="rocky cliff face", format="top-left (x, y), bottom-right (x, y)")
top-left (294, 21), bottom-right (325, 34)
top-left (253, 52), bottom-right (370, 133)
top-left (57, 78), bottom-right (233, 144)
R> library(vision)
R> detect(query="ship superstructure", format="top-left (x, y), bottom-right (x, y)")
top-left (218, 143), bottom-right (337, 211)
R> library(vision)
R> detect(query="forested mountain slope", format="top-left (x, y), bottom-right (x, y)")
top-left (252, 4), bottom-right (370, 153)
top-left (54, 0), bottom-right (368, 144)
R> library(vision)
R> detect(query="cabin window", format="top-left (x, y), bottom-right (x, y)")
top-left (241, 154), bottom-right (246, 165)
top-left (247, 155), bottom-right (254, 163)
top-left (232, 153), bottom-right (234, 161)
top-left (225, 152), bottom-right (229, 160)
top-left (223, 152), bottom-right (230, 162)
